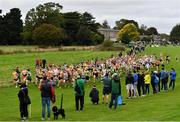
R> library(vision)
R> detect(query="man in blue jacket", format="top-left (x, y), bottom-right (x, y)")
top-left (133, 71), bottom-right (138, 97)
top-left (169, 68), bottom-right (176, 90)
top-left (160, 68), bottom-right (166, 90)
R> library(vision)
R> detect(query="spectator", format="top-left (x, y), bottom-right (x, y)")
top-left (74, 75), bottom-right (85, 111)
top-left (89, 85), bottom-right (99, 104)
top-left (169, 68), bottom-right (176, 90)
top-left (125, 72), bottom-right (134, 99)
top-left (160, 68), bottom-right (166, 90)
top-left (102, 73), bottom-right (111, 104)
top-left (137, 71), bottom-right (145, 96)
top-left (164, 71), bottom-right (169, 90)
top-left (18, 83), bottom-right (31, 121)
top-left (133, 71), bottom-right (138, 97)
top-left (156, 70), bottom-right (161, 92)
top-left (151, 71), bottom-right (156, 94)
top-left (109, 73), bottom-right (121, 109)
top-left (144, 72), bottom-right (151, 95)
top-left (154, 71), bottom-right (160, 93)
top-left (39, 77), bottom-right (53, 121)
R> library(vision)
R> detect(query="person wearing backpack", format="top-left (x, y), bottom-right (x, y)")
top-left (152, 71), bottom-right (159, 93)
top-left (18, 83), bottom-right (31, 121)
top-left (151, 71), bottom-right (156, 94)
top-left (89, 85), bottom-right (99, 104)
top-left (109, 73), bottom-right (121, 109)
top-left (169, 68), bottom-right (176, 90)
top-left (39, 77), bottom-right (53, 121)
top-left (156, 70), bottom-right (161, 92)
top-left (74, 75), bottom-right (85, 111)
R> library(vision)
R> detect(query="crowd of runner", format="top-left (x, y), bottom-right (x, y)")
top-left (13, 51), bottom-right (176, 93)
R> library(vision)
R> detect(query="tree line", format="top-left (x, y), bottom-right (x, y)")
top-left (0, 2), bottom-right (180, 46)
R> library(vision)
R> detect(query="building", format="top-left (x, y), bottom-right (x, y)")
top-left (98, 28), bottom-right (119, 42)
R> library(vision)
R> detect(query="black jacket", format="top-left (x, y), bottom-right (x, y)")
top-left (40, 81), bottom-right (52, 98)
top-left (18, 87), bottom-right (28, 105)
top-left (125, 74), bottom-right (133, 85)
top-left (89, 88), bottom-right (99, 102)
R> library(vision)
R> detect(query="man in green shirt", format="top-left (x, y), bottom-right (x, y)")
top-left (74, 75), bottom-right (85, 111)
top-left (109, 73), bottom-right (121, 109)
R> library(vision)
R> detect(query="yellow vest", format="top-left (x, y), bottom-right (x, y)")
top-left (144, 74), bottom-right (151, 84)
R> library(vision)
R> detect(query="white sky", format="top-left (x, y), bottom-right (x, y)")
top-left (0, 0), bottom-right (180, 34)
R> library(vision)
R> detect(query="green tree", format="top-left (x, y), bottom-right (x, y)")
top-left (0, 8), bottom-right (23, 45)
top-left (121, 32), bottom-right (131, 44)
top-left (63, 11), bottom-right (101, 45)
top-left (23, 2), bottom-right (63, 44)
top-left (90, 32), bottom-right (104, 45)
top-left (114, 19), bottom-right (139, 30)
top-left (117, 23), bottom-right (140, 44)
top-left (0, 10), bottom-right (4, 44)
top-left (170, 24), bottom-right (180, 42)
top-left (63, 12), bottom-right (81, 45)
top-left (81, 12), bottom-right (99, 32)
top-left (76, 26), bottom-right (92, 45)
top-left (25, 2), bottom-right (63, 31)
top-left (146, 27), bottom-right (158, 35)
top-left (32, 24), bottom-right (65, 46)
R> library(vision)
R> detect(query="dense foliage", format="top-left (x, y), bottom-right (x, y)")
top-left (0, 8), bottom-right (23, 45)
top-left (0, 2), bottom-right (103, 46)
top-left (170, 24), bottom-right (180, 43)
top-left (32, 24), bottom-right (65, 46)
top-left (117, 23), bottom-right (140, 44)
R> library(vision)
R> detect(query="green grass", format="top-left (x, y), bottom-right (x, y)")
top-left (0, 46), bottom-right (180, 121)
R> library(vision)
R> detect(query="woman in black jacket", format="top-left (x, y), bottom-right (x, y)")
top-left (18, 83), bottom-right (31, 120)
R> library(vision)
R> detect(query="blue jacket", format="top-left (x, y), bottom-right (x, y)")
top-left (170, 71), bottom-right (176, 81)
top-left (133, 73), bottom-right (138, 84)
top-left (160, 70), bottom-right (166, 80)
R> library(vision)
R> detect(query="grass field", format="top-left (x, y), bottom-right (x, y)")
top-left (0, 46), bottom-right (180, 121)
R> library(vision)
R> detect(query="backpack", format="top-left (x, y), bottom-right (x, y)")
top-left (154, 76), bottom-right (159, 84)
top-left (22, 90), bottom-right (31, 105)
top-left (117, 95), bottom-right (122, 105)
top-left (24, 95), bottom-right (31, 105)
top-left (75, 81), bottom-right (81, 94)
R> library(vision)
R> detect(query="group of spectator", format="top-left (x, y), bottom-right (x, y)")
top-left (125, 67), bottom-right (176, 99)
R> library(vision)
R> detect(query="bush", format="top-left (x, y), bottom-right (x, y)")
top-left (170, 24), bottom-right (180, 42)
top-left (102, 40), bottom-right (113, 47)
top-left (90, 32), bottom-right (104, 45)
top-left (96, 40), bottom-right (125, 51)
top-left (141, 36), bottom-right (152, 43)
top-left (32, 24), bottom-right (65, 46)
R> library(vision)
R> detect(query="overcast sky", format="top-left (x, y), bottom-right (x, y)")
top-left (0, 0), bottom-right (180, 34)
